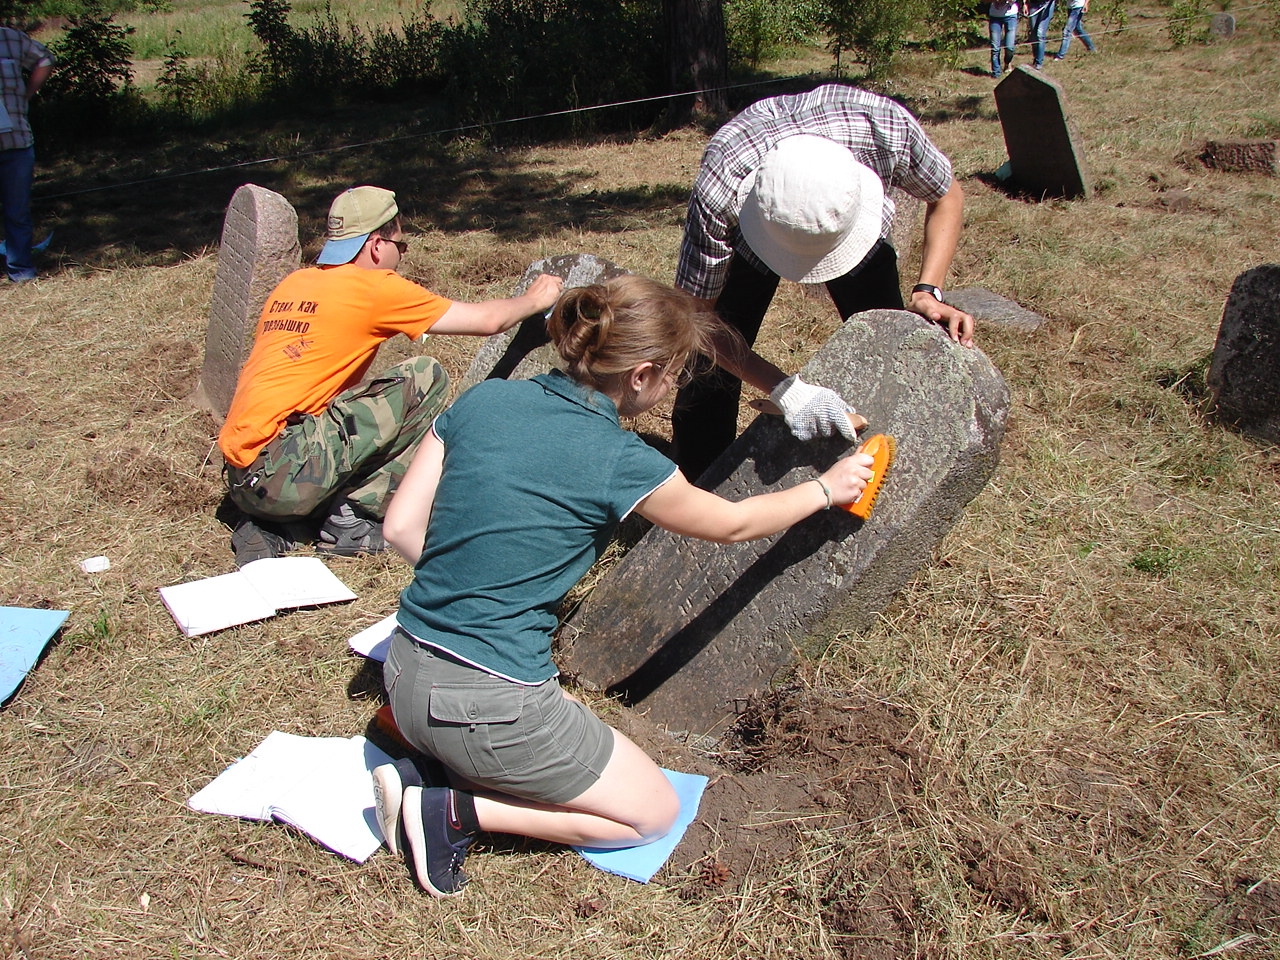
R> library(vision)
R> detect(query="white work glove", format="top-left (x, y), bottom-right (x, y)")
top-left (770, 375), bottom-right (860, 442)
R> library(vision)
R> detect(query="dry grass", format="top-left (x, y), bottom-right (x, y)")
top-left (4, 8), bottom-right (1280, 959)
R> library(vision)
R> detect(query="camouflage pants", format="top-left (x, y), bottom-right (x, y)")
top-left (225, 356), bottom-right (449, 521)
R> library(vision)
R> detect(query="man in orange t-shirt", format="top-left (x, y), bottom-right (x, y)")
top-left (220, 186), bottom-right (562, 565)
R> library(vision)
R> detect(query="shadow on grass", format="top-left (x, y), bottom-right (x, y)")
top-left (30, 99), bottom-right (692, 276)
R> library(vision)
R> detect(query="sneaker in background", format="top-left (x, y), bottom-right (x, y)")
top-left (318, 501), bottom-right (388, 557)
top-left (231, 516), bottom-right (302, 567)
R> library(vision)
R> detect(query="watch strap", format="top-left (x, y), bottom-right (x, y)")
top-left (911, 283), bottom-right (944, 302)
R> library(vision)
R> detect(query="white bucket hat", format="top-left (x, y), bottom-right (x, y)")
top-left (736, 134), bottom-right (885, 285)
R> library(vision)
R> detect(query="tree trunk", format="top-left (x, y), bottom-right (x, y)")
top-left (664, 0), bottom-right (728, 119)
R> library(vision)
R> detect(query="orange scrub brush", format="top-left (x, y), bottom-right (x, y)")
top-left (842, 433), bottom-right (895, 520)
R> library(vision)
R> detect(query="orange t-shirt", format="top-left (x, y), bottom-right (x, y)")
top-left (218, 265), bottom-right (453, 468)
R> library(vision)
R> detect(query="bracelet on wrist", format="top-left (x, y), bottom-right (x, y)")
top-left (813, 477), bottom-right (833, 510)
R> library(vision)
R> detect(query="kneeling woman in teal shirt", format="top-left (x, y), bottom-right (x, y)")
top-left (376, 275), bottom-right (874, 897)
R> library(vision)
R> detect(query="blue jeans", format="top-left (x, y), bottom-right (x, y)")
top-left (0, 146), bottom-right (36, 282)
top-left (1058, 6), bottom-right (1095, 56)
top-left (1028, 0), bottom-right (1056, 66)
top-left (989, 15), bottom-right (1017, 76)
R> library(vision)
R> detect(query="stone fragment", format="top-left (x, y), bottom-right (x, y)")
top-left (1209, 12), bottom-right (1235, 36)
top-left (945, 287), bottom-right (1046, 331)
top-left (558, 310), bottom-right (1010, 735)
top-left (196, 184), bottom-right (301, 421)
top-left (459, 254), bottom-right (629, 391)
top-left (1207, 264), bottom-right (1280, 443)
top-left (994, 66), bottom-right (1091, 199)
top-left (1199, 139), bottom-right (1278, 176)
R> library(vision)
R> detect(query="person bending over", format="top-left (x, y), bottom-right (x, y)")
top-left (371, 275), bottom-right (876, 897)
top-left (674, 83), bottom-right (976, 481)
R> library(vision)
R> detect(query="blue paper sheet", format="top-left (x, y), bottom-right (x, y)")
top-left (573, 768), bottom-right (709, 883)
top-left (1, 606), bottom-right (70, 702)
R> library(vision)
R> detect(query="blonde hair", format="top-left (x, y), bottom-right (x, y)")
top-left (548, 276), bottom-right (718, 393)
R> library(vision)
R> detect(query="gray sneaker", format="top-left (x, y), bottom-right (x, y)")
top-left (231, 517), bottom-right (298, 567)
top-left (318, 502), bottom-right (388, 556)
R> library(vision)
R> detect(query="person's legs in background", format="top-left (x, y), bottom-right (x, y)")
top-left (0, 146), bottom-right (36, 283)
top-left (672, 253), bottom-right (779, 484)
top-left (824, 241), bottom-right (904, 321)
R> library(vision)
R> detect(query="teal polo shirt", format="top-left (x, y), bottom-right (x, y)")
top-left (397, 371), bottom-right (677, 683)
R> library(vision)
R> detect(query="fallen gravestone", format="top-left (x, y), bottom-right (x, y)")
top-left (1209, 12), bottom-right (1235, 36)
top-left (994, 66), bottom-right (1091, 199)
top-left (459, 253), bottom-right (629, 391)
top-left (1207, 264), bottom-right (1280, 443)
top-left (1199, 139), bottom-right (1278, 176)
top-left (196, 184), bottom-right (301, 421)
top-left (558, 310), bottom-right (1010, 735)
top-left (945, 287), bottom-right (1047, 332)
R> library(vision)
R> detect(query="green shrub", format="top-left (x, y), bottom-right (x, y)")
top-left (37, 0), bottom-right (139, 137)
top-left (436, 0), bottom-right (665, 134)
top-left (246, 0), bottom-right (297, 85)
top-left (725, 0), bottom-right (822, 68)
top-left (1168, 0), bottom-right (1208, 44)
top-left (819, 0), bottom-right (922, 79)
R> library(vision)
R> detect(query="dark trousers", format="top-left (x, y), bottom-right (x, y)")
top-left (672, 241), bottom-right (903, 482)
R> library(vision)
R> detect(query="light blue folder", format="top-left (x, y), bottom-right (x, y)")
top-left (1, 606), bottom-right (70, 702)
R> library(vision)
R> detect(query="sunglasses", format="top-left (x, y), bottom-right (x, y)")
top-left (379, 237), bottom-right (409, 255)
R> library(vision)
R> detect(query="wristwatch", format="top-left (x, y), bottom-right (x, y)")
top-left (911, 283), bottom-right (944, 303)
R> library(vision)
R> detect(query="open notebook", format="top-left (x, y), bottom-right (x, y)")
top-left (188, 731), bottom-right (393, 862)
top-left (160, 557), bottom-right (356, 637)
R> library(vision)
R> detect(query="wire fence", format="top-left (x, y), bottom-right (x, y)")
top-left (34, 0), bottom-right (1274, 204)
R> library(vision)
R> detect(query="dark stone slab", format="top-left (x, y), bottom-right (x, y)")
top-left (1209, 12), bottom-right (1235, 36)
top-left (1199, 139), bottom-right (1277, 176)
top-left (558, 310), bottom-right (1010, 735)
top-left (196, 184), bottom-right (301, 421)
top-left (1208, 264), bottom-right (1280, 443)
top-left (994, 66), bottom-right (1091, 199)
top-left (945, 287), bottom-right (1046, 331)
top-left (459, 254), bottom-right (629, 391)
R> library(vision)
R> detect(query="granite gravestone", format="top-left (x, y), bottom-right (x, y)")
top-left (459, 253), bottom-right (629, 391)
top-left (1209, 12), bottom-right (1235, 36)
top-left (197, 184), bottom-right (301, 421)
top-left (994, 66), bottom-right (1091, 199)
top-left (1207, 264), bottom-right (1280, 443)
top-left (558, 310), bottom-right (1010, 735)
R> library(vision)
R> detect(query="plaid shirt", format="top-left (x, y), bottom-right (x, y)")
top-left (676, 85), bottom-right (954, 301)
top-left (0, 27), bottom-right (54, 152)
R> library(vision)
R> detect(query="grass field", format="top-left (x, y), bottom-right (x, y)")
top-left (3, 6), bottom-right (1280, 959)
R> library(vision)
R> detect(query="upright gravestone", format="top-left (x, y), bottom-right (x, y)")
top-left (459, 253), bottom-right (628, 390)
top-left (1207, 264), bottom-right (1280, 443)
top-left (1209, 12), bottom-right (1236, 37)
top-left (558, 310), bottom-right (1010, 735)
top-left (994, 66), bottom-right (1091, 199)
top-left (196, 184), bottom-right (301, 421)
